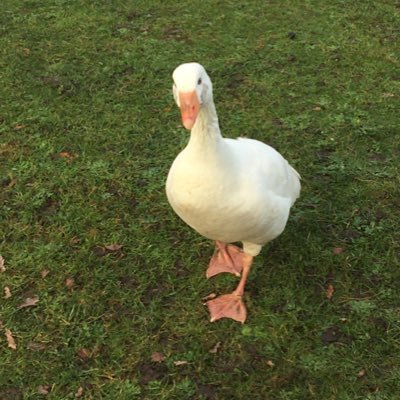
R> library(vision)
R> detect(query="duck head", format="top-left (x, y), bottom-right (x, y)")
top-left (172, 62), bottom-right (213, 130)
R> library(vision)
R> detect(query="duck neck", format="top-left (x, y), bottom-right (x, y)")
top-left (188, 100), bottom-right (222, 152)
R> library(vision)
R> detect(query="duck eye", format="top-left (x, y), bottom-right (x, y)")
top-left (197, 78), bottom-right (202, 85)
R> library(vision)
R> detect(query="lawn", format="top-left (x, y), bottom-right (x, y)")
top-left (1, 0), bottom-right (399, 398)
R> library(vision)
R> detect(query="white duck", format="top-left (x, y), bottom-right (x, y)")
top-left (166, 62), bottom-right (301, 323)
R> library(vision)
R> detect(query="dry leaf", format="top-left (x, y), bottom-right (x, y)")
top-left (173, 360), bottom-right (188, 366)
top-left (41, 269), bottom-right (50, 278)
top-left (382, 92), bottom-right (394, 98)
top-left (76, 348), bottom-right (91, 361)
top-left (18, 296), bottom-right (39, 309)
top-left (105, 244), bottom-right (123, 252)
top-left (209, 341), bottom-right (221, 354)
top-left (0, 256), bottom-right (5, 272)
top-left (59, 151), bottom-right (75, 160)
top-left (70, 236), bottom-right (81, 245)
top-left (333, 247), bottom-right (344, 255)
top-left (75, 387), bottom-right (84, 398)
top-left (5, 329), bottom-right (16, 350)
top-left (267, 360), bottom-right (275, 367)
top-left (326, 284), bottom-right (334, 300)
top-left (357, 368), bottom-right (366, 378)
top-left (151, 351), bottom-right (166, 363)
top-left (4, 286), bottom-right (11, 299)
top-left (27, 341), bottom-right (47, 351)
top-left (37, 385), bottom-right (51, 395)
top-left (314, 106), bottom-right (322, 111)
top-left (65, 278), bottom-right (75, 289)
top-left (15, 124), bottom-right (26, 130)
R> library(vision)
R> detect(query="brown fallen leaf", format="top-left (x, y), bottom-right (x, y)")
top-left (5, 329), bottom-right (17, 350)
top-left (76, 348), bottom-right (91, 361)
top-left (105, 244), bottom-right (123, 252)
top-left (266, 360), bottom-right (275, 367)
top-left (173, 360), bottom-right (189, 366)
top-left (314, 106), bottom-right (322, 111)
top-left (382, 92), bottom-right (394, 98)
top-left (70, 236), bottom-right (81, 245)
top-left (15, 124), bottom-right (26, 130)
top-left (333, 247), bottom-right (344, 255)
top-left (209, 341), bottom-right (221, 354)
top-left (65, 278), bottom-right (75, 290)
top-left (41, 269), bottom-right (50, 278)
top-left (4, 286), bottom-right (11, 299)
top-left (59, 151), bottom-right (76, 160)
top-left (18, 296), bottom-right (39, 309)
top-left (326, 284), bottom-right (334, 300)
top-left (151, 351), bottom-right (166, 363)
top-left (27, 341), bottom-right (47, 351)
top-left (75, 386), bottom-right (84, 398)
top-left (37, 385), bottom-right (51, 395)
top-left (357, 368), bottom-right (366, 378)
top-left (0, 256), bottom-right (5, 272)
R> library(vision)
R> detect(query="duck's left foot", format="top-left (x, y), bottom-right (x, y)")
top-left (206, 242), bottom-right (244, 278)
top-left (206, 293), bottom-right (247, 323)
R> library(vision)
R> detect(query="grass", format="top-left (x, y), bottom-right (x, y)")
top-left (0, 0), bottom-right (399, 398)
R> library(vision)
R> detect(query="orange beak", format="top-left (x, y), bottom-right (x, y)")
top-left (179, 91), bottom-right (200, 130)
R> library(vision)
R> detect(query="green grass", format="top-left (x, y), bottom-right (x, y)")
top-left (1, 0), bottom-right (399, 398)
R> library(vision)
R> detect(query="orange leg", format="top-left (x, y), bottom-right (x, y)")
top-left (206, 241), bottom-right (245, 278)
top-left (206, 253), bottom-right (253, 323)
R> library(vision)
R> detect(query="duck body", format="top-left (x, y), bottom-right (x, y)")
top-left (166, 107), bottom-right (300, 256)
top-left (166, 62), bottom-right (300, 323)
